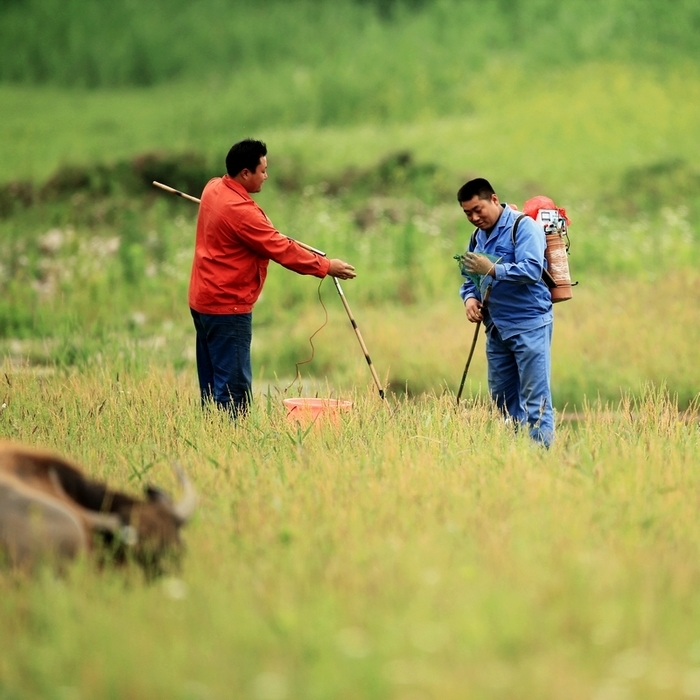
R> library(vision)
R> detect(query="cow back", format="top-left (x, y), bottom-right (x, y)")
top-left (0, 442), bottom-right (136, 513)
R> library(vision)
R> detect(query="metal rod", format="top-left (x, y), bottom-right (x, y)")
top-left (153, 180), bottom-right (385, 399)
top-left (456, 286), bottom-right (492, 406)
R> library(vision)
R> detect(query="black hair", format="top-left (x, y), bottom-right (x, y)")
top-left (225, 139), bottom-right (268, 177)
top-left (456, 178), bottom-right (496, 204)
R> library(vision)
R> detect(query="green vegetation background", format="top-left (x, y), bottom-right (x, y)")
top-left (5, 4), bottom-right (700, 700)
top-left (2, 0), bottom-right (700, 405)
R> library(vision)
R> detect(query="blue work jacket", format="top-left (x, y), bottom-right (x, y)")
top-left (459, 205), bottom-right (553, 340)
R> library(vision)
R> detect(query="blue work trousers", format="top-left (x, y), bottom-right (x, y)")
top-left (486, 323), bottom-right (554, 446)
top-left (190, 309), bottom-right (252, 417)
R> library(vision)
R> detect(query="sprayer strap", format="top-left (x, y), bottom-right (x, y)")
top-left (469, 213), bottom-right (527, 252)
top-left (469, 213), bottom-right (557, 287)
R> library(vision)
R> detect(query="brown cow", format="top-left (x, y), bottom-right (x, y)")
top-left (0, 442), bottom-right (196, 573)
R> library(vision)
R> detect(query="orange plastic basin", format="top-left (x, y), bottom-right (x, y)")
top-left (283, 397), bottom-right (353, 426)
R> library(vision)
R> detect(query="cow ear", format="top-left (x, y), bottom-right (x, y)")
top-left (145, 485), bottom-right (172, 504)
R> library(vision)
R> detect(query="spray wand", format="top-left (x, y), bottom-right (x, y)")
top-left (455, 285), bottom-right (492, 406)
top-left (453, 253), bottom-right (501, 406)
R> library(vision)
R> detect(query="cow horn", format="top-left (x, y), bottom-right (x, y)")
top-left (170, 462), bottom-right (196, 524)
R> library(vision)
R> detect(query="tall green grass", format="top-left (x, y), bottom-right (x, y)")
top-left (2, 0), bottom-right (698, 89)
top-left (3, 59), bottom-right (700, 193)
top-left (2, 368), bottom-right (700, 699)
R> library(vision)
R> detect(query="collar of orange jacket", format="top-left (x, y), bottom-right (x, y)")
top-left (222, 174), bottom-right (252, 200)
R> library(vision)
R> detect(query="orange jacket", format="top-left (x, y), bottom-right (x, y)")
top-left (188, 176), bottom-right (330, 314)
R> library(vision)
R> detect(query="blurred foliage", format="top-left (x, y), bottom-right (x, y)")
top-left (0, 0), bottom-right (698, 88)
top-left (0, 150), bottom-right (446, 218)
top-left (617, 159), bottom-right (700, 216)
top-left (2, 146), bottom-right (700, 339)
top-left (0, 152), bottom-right (215, 218)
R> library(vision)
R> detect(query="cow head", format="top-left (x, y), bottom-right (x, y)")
top-left (96, 463), bottom-right (197, 575)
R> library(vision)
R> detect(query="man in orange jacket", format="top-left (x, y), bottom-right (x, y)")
top-left (189, 138), bottom-right (356, 416)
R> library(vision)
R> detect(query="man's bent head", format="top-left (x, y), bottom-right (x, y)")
top-left (457, 177), bottom-right (502, 231)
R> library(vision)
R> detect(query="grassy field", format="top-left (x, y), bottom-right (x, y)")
top-left (2, 368), bottom-right (700, 699)
top-left (3, 1), bottom-right (700, 697)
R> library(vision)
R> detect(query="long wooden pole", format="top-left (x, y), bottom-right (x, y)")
top-left (330, 277), bottom-right (385, 399)
top-left (153, 180), bottom-right (385, 399)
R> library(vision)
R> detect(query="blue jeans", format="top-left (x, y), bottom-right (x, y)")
top-left (486, 323), bottom-right (554, 446)
top-left (190, 309), bottom-right (252, 416)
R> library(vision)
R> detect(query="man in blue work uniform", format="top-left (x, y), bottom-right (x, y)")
top-left (457, 178), bottom-right (554, 446)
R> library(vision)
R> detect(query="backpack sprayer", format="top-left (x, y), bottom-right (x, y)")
top-left (523, 196), bottom-right (574, 303)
